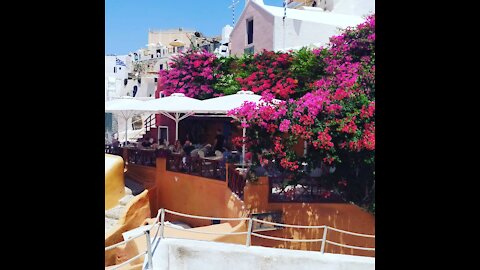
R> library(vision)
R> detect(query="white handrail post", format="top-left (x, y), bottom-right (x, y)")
top-left (145, 230), bottom-right (153, 269)
top-left (320, 226), bottom-right (328, 254)
top-left (159, 208), bottom-right (166, 239)
top-left (246, 217), bottom-right (253, 247)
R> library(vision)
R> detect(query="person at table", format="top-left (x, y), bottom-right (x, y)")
top-left (141, 137), bottom-right (154, 148)
top-left (204, 144), bottom-right (215, 157)
top-left (213, 129), bottom-right (225, 152)
top-left (183, 140), bottom-right (195, 156)
top-left (112, 137), bottom-right (120, 148)
top-left (151, 139), bottom-right (159, 149)
top-left (173, 140), bottom-right (184, 154)
top-left (157, 138), bottom-right (167, 148)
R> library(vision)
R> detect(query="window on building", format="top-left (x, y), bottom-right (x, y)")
top-left (158, 126), bottom-right (169, 145)
top-left (133, 86), bottom-right (138, 97)
top-left (113, 67), bottom-right (116, 73)
top-left (244, 46), bottom-right (254, 54)
top-left (247, 18), bottom-right (254, 45)
top-left (154, 78), bottom-right (158, 83)
top-left (159, 64), bottom-right (164, 70)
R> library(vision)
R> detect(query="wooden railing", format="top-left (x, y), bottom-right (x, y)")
top-left (268, 175), bottom-right (345, 203)
top-left (166, 153), bottom-right (226, 181)
top-left (227, 165), bottom-right (247, 199)
top-left (105, 145), bottom-right (122, 156)
top-left (126, 148), bottom-right (157, 167)
top-left (124, 148), bottom-right (168, 167)
top-left (144, 114), bottom-right (156, 133)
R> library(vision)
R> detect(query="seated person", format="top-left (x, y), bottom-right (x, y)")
top-left (204, 144), bottom-right (215, 157)
top-left (213, 129), bottom-right (225, 152)
top-left (141, 137), bottom-right (154, 148)
top-left (183, 140), bottom-right (195, 156)
top-left (151, 140), bottom-right (159, 149)
top-left (112, 138), bottom-right (120, 148)
top-left (173, 140), bottom-right (184, 154)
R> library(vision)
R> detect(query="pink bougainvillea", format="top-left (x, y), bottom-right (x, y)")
top-left (229, 15), bottom-right (375, 188)
top-left (156, 49), bottom-right (217, 99)
top-left (155, 15), bottom-right (375, 212)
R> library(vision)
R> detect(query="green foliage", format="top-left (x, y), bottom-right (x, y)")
top-left (213, 73), bottom-right (241, 95)
top-left (212, 56), bottom-right (242, 95)
top-left (289, 47), bottom-right (327, 97)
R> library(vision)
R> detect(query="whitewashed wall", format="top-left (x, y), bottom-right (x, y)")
top-left (151, 238), bottom-right (375, 270)
top-left (273, 16), bottom-right (339, 51)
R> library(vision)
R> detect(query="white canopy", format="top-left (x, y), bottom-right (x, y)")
top-left (195, 90), bottom-right (280, 114)
top-left (105, 98), bottom-right (145, 117)
top-left (141, 93), bottom-right (203, 141)
top-left (105, 98), bottom-right (146, 144)
top-left (142, 93), bottom-right (203, 113)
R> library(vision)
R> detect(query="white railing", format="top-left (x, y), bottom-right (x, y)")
top-left (105, 208), bottom-right (375, 269)
top-left (104, 209), bottom-right (162, 270)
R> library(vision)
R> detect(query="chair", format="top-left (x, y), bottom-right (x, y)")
top-left (190, 149), bottom-right (199, 157)
top-left (198, 150), bottom-right (214, 177)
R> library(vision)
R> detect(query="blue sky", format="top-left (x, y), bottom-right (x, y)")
top-left (105, 0), bottom-right (281, 55)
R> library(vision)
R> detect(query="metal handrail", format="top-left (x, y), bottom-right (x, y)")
top-left (108, 251), bottom-right (147, 270)
top-left (325, 240), bottom-right (376, 251)
top-left (105, 229), bottom-right (154, 269)
top-left (251, 218), bottom-right (327, 229)
top-left (105, 231), bottom-right (146, 251)
top-left (157, 208), bottom-right (375, 253)
top-left (105, 208), bottom-right (375, 269)
top-left (326, 226), bottom-right (375, 238)
top-left (164, 224), bottom-right (249, 235)
top-left (251, 232), bottom-right (324, 243)
top-left (164, 209), bottom-right (249, 221)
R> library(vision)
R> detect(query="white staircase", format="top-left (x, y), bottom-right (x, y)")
top-left (116, 128), bottom-right (147, 142)
top-left (114, 114), bottom-right (156, 142)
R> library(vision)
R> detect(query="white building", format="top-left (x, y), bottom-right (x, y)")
top-left (105, 55), bottom-right (129, 101)
top-left (105, 27), bottom-right (225, 142)
top-left (230, 0), bottom-right (374, 55)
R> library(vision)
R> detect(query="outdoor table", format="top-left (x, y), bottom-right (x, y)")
top-left (202, 156), bottom-right (223, 161)
top-left (234, 163), bottom-right (252, 167)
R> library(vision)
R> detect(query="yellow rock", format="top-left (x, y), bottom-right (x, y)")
top-left (105, 154), bottom-right (125, 210)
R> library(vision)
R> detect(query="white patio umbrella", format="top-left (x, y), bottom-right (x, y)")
top-left (195, 90), bottom-right (280, 114)
top-left (196, 91), bottom-right (282, 167)
top-left (141, 93), bottom-right (203, 141)
top-left (105, 98), bottom-right (146, 145)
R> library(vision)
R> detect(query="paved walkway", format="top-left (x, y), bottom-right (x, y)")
top-left (125, 177), bottom-right (146, 196)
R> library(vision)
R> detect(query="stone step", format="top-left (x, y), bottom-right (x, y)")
top-left (105, 217), bottom-right (118, 234)
top-left (105, 205), bottom-right (125, 220)
top-left (125, 178), bottom-right (145, 196)
top-left (119, 194), bottom-right (134, 206)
